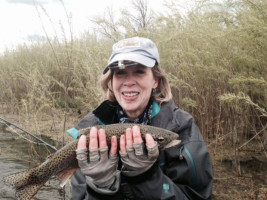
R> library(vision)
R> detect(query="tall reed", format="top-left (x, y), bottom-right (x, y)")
top-left (0, 0), bottom-right (266, 148)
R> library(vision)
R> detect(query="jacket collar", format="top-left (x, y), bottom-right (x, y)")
top-left (93, 100), bottom-right (118, 125)
top-left (151, 100), bottom-right (180, 133)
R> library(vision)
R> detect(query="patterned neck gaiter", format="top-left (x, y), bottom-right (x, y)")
top-left (117, 101), bottom-right (153, 125)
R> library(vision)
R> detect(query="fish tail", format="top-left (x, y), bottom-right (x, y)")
top-left (3, 170), bottom-right (45, 200)
top-left (3, 170), bottom-right (32, 188)
top-left (15, 182), bottom-right (45, 200)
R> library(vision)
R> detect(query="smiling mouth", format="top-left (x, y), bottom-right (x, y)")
top-left (122, 92), bottom-right (139, 97)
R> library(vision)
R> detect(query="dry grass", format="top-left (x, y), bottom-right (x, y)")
top-left (0, 0), bottom-right (266, 198)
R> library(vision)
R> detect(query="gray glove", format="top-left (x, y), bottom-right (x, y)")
top-left (76, 147), bottom-right (120, 194)
top-left (120, 141), bottom-right (159, 177)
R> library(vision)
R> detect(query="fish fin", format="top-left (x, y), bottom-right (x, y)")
top-left (15, 182), bottom-right (45, 200)
top-left (3, 170), bottom-right (31, 188)
top-left (3, 170), bottom-right (46, 200)
top-left (58, 168), bottom-right (77, 187)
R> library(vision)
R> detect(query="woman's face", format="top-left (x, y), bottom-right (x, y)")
top-left (112, 64), bottom-right (158, 120)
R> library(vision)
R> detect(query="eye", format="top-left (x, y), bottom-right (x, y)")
top-left (135, 69), bottom-right (145, 74)
top-left (157, 137), bottom-right (165, 143)
top-left (114, 69), bottom-right (126, 76)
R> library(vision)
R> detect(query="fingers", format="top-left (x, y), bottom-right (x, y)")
top-left (89, 128), bottom-right (101, 163)
top-left (120, 126), bottom-right (157, 156)
top-left (125, 128), bottom-right (133, 147)
top-left (120, 125), bottom-right (156, 154)
top-left (110, 136), bottom-right (118, 156)
top-left (89, 128), bottom-right (109, 150)
top-left (89, 127), bottom-right (98, 151)
top-left (145, 134), bottom-right (156, 147)
top-left (78, 127), bottom-right (117, 155)
top-left (122, 125), bottom-right (143, 147)
top-left (120, 127), bottom-right (136, 155)
top-left (77, 135), bottom-right (87, 150)
top-left (76, 135), bottom-right (89, 168)
top-left (120, 134), bottom-right (126, 154)
top-left (125, 125), bottom-right (156, 146)
top-left (132, 126), bottom-right (157, 146)
top-left (132, 126), bottom-right (143, 144)
top-left (98, 129), bottom-right (107, 149)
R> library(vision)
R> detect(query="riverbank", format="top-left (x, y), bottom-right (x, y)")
top-left (209, 142), bottom-right (267, 199)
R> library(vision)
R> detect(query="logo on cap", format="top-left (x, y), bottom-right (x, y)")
top-left (115, 39), bottom-right (141, 50)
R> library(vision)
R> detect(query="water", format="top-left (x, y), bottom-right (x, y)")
top-left (0, 127), bottom-right (71, 200)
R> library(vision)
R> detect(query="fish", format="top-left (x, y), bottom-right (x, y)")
top-left (3, 123), bottom-right (181, 200)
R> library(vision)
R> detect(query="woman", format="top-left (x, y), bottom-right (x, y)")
top-left (67, 37), bottom-right (213, 200)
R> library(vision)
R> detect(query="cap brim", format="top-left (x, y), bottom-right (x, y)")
top-left (103, 53), bottom-right (156, 74)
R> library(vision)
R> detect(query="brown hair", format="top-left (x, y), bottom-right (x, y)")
top-left (99, 65), bottom-right (172, 104)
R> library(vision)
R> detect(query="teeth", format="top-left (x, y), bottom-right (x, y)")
top-left (123, 92), bottom-right (138, 97)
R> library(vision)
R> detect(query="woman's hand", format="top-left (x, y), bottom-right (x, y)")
top-left (76, 127), bottom-right (120, 194)
top-left (119, 125), bottom-right (159, 177)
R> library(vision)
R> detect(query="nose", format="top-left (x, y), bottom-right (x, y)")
top-left (123, 73), bottom-right (136, 86)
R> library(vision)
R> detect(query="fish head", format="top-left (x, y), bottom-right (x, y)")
top-left (151, 130), bottom-right (180, 150)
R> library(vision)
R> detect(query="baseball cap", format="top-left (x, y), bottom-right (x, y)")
top-left (103, 37), bottom-right (160, 74)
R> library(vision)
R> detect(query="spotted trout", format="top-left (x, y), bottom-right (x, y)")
top-left (3, 123), bottom-right (180, 200)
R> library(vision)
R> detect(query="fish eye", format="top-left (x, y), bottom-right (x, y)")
top-left (157, 137), bottom-right (165, 143)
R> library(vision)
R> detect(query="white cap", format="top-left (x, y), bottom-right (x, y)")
top-left (103, 37), bottom-right (160, 74)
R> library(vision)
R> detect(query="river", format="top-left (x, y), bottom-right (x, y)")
top-left (0, 127), bottom-right (71, 200)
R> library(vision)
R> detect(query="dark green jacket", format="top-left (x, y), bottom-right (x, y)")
top-left (67, 100), bottom-right (213, 200)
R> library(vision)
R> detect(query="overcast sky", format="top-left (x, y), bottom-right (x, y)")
top-left (0, 0), bottom-right (193, 53)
